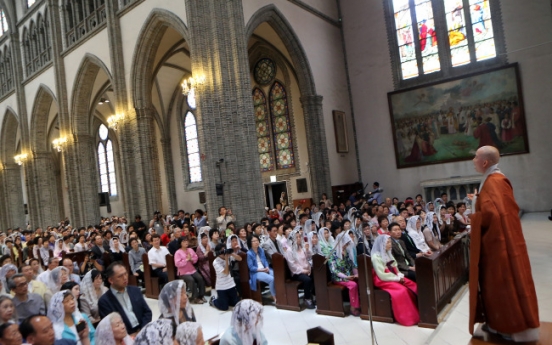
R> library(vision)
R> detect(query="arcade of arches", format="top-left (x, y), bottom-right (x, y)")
top-left (0, 0), bottom-right (551, 230)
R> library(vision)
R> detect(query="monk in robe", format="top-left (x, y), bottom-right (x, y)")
top-left (468, 146), bottom-right (539, 342)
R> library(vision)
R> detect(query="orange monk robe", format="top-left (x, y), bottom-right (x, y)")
top-left (469, 173), bottom-right (539, 335)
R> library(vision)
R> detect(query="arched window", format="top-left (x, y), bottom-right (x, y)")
top-left (0, 10), bottom-right (8, 37)
top-left (27, 0), bottom-right (37, 8)
top-left (184, 90), bottom-right (202, 184)
top-left (97, 124), bottom-right (117, 196)
top-left (251, 64), bottom-right (296, 173)
top-left (385, 0), bottom-right (505, 87)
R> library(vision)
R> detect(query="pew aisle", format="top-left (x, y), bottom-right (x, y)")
top-left (143, 212), bottom-right (551, 345)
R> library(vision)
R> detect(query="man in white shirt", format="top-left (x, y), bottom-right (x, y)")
top-left (147, 234), bottom-right (169, 285)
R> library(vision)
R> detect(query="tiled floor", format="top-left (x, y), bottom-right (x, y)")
top-left (145, 212), bottom-right (552, 345)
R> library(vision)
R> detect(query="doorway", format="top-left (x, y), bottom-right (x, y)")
top-left (264, 182), bottom-right (288, 209)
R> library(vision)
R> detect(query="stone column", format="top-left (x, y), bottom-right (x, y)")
top-left (300, 95), bottom-right (332, 201)
top-left (1, 164), bottom-right (26, 228)
top-left (28, 152), bottom-right (61, 227)
top-left (185, 0), bottom-right (265, 223)
top-left (160, 137), bottom-right (177, 213)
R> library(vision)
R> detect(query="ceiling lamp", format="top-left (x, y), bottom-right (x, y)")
top-left (107, 113), bottom-right (125, 131)
top-left (181, 75), bottom-right (206, 95)
top-left (14, 153), bottom-right (29, 166)
top-left (52, 136), bottom-right (68, 152)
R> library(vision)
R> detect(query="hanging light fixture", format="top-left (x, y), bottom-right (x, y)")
top-left (181, 75), bottom-right (206, 95)
top-left (98, 98), bottom-right (110, 105)
top-left (14, 153), bottom-right (29, 166)
top-left (52, 136), bottom-right (68, 152)
top-left (107, 113), bottom-right (125, 131)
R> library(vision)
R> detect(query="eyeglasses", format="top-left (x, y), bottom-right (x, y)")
top-left (16, 282), bottom-right (28, 288)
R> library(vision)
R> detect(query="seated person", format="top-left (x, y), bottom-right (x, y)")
top-left (47, 290), bottom-right (95, 345)
top-left (220, 299), bottom-right (268, 345)
top-left (133, 319), bottom-right (174, 345)
top-left (109, 237), bottom-right (126, 263)
top-left (389, 222), bottom-right (416, 282)
top-left (158, 280), bottom-right (196, 324)
top-left (208, 229), bottom-right (220, 253)
top-left (95, 312), bottom-right (134, 345)
top-left (80, 270), bottom-right (108, 324)
top-left (147, 234), bottom-right (169, 286)
top-left (284, 230), bottom-right (315, 309)
top-left (0, 296), bottom-right (17, 325)
top-left (10, 274), bottom-right (46, 323)
top-left (356, 222), bottom-right (372, 255)
top-left (0, 323), bottom-right (23, 345)
top-left (423, 212), bottom-right (443, 251)
top-left (61, 259), bottom-right (81, 284)
top-left (371, 235), bottom-right (419, 326)
top-left (19, 314), bottom-right (86, 345)
top-left (195, 233), bottom-right (211, 287)
top-left (406, 216), bottom-right (432, 255)
top-left (317, 227), bottom-right (334, 257)
top-left (209, 244), bottom-right (241, 311)
top-left (174, 237), bottom-right (205, 304)
top-left (454, 202), bottom-right (470, 232)
top-left (128, 238), bottom-right (146, 283)
top-left (441, 203), bottom-right (458, 243)
top-left (247, 235), bottom-right (276, 303)
top-left (175, 322), bottom-right (204, 345)
top-left (328, 232), bottom-right (360, 316)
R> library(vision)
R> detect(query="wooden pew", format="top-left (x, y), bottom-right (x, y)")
top-left (312, 254), bottom-right (345, 317)
top-left (165, 254), bottom-right (177, 281)
top-left (122, 253), bottom-right (137, 286)
top-left (208, 251), bottom-right (216, 290)
top-left (271, 252), bottom-right (301, 311)
top-left (102, 252), bottom-right (112, 269)
top-left (62, 251), bottom-right (90, 270)
top-left (237, 252), bottom-right (263, 303)
top-left (357, 254), bottom-right (393, 323)
top-left (416, 233), bottom-right (469, 328)
top-left (142, 253), bottom-right (159, 298)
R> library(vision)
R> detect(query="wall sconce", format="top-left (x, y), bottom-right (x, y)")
top-left (107, 113), bottom-right (124, 131)
top-left (14, 153), bottom-right (29, 166)
top-left (52, 136), bottom-right (68, 152)
top-left (181, 75), bottom-right (206, 95)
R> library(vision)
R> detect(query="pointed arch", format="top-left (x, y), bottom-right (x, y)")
top-left (246, 5), bottom-right (316, 97)
top-left (0, 108), bottom-right (19, 163)
top-left (131, 8), bottom-right (190, 109)
top-left (70, 54), bottom-right (113, 136)
top-left (29, 84), bottom-right (58, 152)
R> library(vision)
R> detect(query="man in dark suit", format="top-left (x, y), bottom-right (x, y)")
top-left (168, 227), bottom-right (183, 255)
top-left (389, 222), bottom-right (416, 282)
top-left (98, 262), bottom-right (152, 335)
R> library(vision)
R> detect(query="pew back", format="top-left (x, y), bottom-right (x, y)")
top-left (122, 253), bottom-right (137, 286)
top-left (142, 253), bottom-right (159, 298)
top-left (237, 252), bottom-right (263, 303)
top-left (312, 254), bottom-right (345, 317)
top-left (271, 252), bottom-right (301, 311)
top-left (356, 254), bottom-right (393, 323)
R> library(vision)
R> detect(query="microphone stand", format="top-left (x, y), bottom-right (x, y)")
top-left (361, 230), bottom-right (376, 345)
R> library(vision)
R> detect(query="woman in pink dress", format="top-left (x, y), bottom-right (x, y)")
top-left (371, 235), bottom-right (419, 326)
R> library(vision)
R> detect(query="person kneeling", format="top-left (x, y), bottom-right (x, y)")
top-left (209, 244), bottom-right (241, 311)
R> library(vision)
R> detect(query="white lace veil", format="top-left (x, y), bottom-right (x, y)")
top-left (158, 280), bottom-right (193, 325)
top-left (230, 299), bottom-right (264, 345)
top-left (134, 319), bottom-right (174, 345)
top-left (426, 212), bottom-right (441, 241)
top-left (306, 231), bottom-right (320, 255)
top-left (109, 238), bottom-right (126, 252)
top-left (80, 270), bottom-right (103, 308)
top-left (371, 234), bottom-right (394, 263)
top-left (303, 219), bottom-right (315, 234)
top-left (95, 312), bottom-right (134, 345)
top-left (0, 264), bottom-right (17, 293)
top-left (46, 266), bottom-right (70, 294)
top-left (317, 227), bottom-right (334, 251)
top-left (175, 322), bottom-right (201, 345)
top-left (48, 290), bottom-right (85, 341)
top-left (335, 231), bottom-right (355, 262)
top-left (226, 234), bottom-right (238, 250)
top-left (312, 212), bottom-right (324, 229)
top-left (406, 215), bottom-right (420, 234)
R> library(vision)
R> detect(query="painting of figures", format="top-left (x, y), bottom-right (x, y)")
top-left (388, 63), bottom-right (528, 168)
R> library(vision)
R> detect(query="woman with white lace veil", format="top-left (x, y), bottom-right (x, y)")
top-left (423, 212), bottom-right (443, 251)
top-left (303, 219), bottom-right (315, 235)
top-left (220, 299), bottom-right (268, 345)
top-left (406, 216), bottom-right (432, 254)
top-left (337, 230), bottom-right (358, 270)
top-left (80, 270), bottom-right (107, 323)
top-left (158, 280), bottom-right (196, 324)
top-left (0, 264), bottom-right (17, 294)
top-left (134, 319), bottom-right (174, 345)
top-left (48, 290), bottom-right (96, 345)
top-left (95, 312), bottom-right (134, 345)
top-left (328, 231), bottom-right (361, 316)
top-left (307, 231), bottom-right (321, 256)
top-left (312, 211), bottom-right (324, 231)
top-left (195, 232), bottom-right (212, 287)
top-left (317, 227), bottom-right (334, 257)
top-left (53, 239), bottom-right (65, 258)
top-left (175, 322), bottom-right (204, 345)
top-left (284, 229), bottom-right (315, 309)
top-left (46, 266), bottom-right (70, 295)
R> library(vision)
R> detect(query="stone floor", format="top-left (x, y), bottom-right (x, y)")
top-left (144, 212), bottom-right (552, 345)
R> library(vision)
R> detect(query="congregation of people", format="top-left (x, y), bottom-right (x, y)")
top-left (0, 186), bottom-right (473, 345)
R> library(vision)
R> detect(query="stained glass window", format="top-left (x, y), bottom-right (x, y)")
top-left (253, 88), bottom-right (274, 172)
top-left (184, 112), bottom-right (202, 183)
top-left (97, 124), bottom-right (117, 196)
top-left (0, 10), bottom-right (8, 37)
top-left (27, 0), bottom-right (37, 8)
top-left (269, 82), bottom-right (295, 170)
top-left (254, 58), bottom-right (277, 85)
top-left (388, 0), bottom-right (499, 82)
top-left (469, 0), bottom-right (496, 61)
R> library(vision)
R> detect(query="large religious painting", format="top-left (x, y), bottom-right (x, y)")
top-left (388, 63), bottom-right (528, 169)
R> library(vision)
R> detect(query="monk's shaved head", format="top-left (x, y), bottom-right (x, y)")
top-left (477, 146), bottom-right (500, 165)
top-left (473, 145), bottom-right (500, 173)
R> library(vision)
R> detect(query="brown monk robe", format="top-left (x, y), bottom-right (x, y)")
top-left (469, 146), bottom-right (539, 341)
